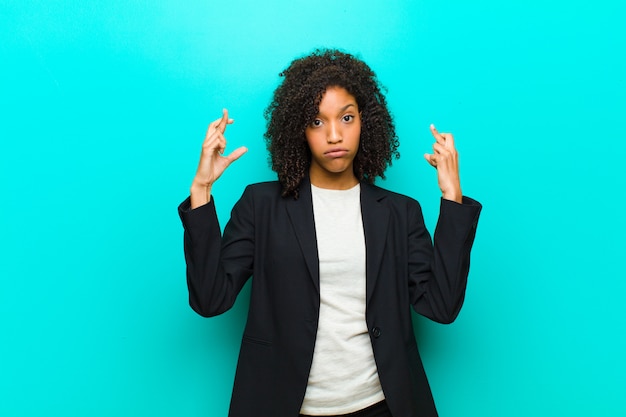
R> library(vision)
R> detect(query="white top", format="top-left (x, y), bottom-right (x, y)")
top-left (300, 184), bottom-right (385, 415)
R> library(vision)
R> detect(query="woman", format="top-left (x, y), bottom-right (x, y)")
top-left (179, 49), bottom-right (481, 417)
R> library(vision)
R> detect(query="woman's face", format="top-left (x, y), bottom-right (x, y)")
top-left (305, 86), bottom-right (361, 189)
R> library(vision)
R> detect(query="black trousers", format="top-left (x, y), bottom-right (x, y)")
top-left (300, 400), bottom-right (392, 417)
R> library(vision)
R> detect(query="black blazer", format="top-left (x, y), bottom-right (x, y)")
top-left (179, 178), bottom-right (481, 417)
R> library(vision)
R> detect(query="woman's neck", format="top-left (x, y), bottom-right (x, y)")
top-left (308, 169), bottom-right (359, 190)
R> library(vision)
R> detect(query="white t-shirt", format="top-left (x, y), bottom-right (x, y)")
top-left (300, 184), bottom-right (385, 415)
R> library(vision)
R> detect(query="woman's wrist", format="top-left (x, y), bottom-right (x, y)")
top-left (190, 181), bottom-right (212, 209)
top-left (442, 188), bottom-right (462, 204)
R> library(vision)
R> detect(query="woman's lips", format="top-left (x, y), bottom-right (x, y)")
top-left (324, 148), bottom-right (349, 158)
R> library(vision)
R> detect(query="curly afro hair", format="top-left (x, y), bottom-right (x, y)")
top-left (264, 48), bottom-right (399, 198)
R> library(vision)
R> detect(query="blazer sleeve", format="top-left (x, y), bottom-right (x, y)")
top-left (178, 188), bottom-right (255, 317)
top-left (409, 196), bottom-right (482, 324)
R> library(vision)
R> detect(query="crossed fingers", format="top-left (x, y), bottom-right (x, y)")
top-left (212, 108), bottom-right (231, 134)
top-left (206, 109), bottom-right (234, 155)
top-left (425, 124), bottom-right (456, 168)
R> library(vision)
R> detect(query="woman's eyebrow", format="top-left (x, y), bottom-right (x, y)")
top-left (316, 103), bottom-right (357, 118)
top-left (339, 103), bottom-right (356, 112)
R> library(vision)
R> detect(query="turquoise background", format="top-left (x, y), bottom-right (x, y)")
top-left (1, 1), bottom-right (625, 416)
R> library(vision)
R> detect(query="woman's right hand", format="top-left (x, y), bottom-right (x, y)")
top-left (190, 109), bottom-right (247, 208)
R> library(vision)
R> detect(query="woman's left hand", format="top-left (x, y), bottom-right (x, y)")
top-left (423, 124), bottom-right (463, 203)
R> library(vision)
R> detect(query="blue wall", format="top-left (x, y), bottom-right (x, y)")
top-left (1, 1), bottom-right (625, 416)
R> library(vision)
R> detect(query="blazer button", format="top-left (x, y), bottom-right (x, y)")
top-left (372, 327), bottom-right (381, 338)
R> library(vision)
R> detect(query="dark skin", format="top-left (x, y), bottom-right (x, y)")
top-left (189, 94), bottom-right (463, 209)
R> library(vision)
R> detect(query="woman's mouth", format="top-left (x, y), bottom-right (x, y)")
top-left (324, 148), bottom-right (349, 158)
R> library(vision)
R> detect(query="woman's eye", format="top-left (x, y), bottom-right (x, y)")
top-left (311, 119), bottom-right (322, 127)
top-left (343, 115), bottom-right (354, 122)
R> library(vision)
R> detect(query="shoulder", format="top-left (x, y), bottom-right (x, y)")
top-left (227, 181), bottom-right (284, 220)
top-left (237, 181), bottom-right (286, 207)
top-left (244, 181), bottom-right (282, 195)
top-left (363, 182), bottom-right (420, 207)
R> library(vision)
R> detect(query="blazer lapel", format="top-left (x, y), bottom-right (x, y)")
top-left (361, 182), bottom-right (390, 304)
top-left (285, 178), bottom-right (320, 294)
top-left (284, 179), bottom-right (389, 299)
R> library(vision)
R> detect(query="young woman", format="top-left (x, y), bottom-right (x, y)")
top-left (179, 49), bottom-right (481, 417)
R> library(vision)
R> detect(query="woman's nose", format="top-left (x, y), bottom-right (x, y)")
top-left (327, 123), bottom-right (342, 143)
